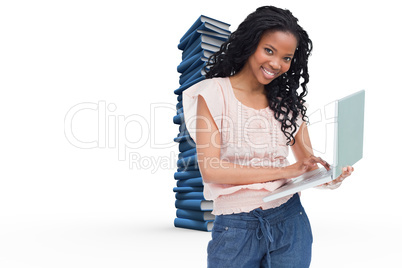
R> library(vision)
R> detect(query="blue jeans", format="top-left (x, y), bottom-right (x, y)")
top-left (207, 194), bottom-right (313, 268)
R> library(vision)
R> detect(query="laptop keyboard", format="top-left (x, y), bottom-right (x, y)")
top-left (309, 167), bottom-right (329, 179)
top-left (291, 167), bottom-right (332, 185)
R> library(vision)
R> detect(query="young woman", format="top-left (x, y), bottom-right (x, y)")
top-left (182, 6), bottom-right (354, 268)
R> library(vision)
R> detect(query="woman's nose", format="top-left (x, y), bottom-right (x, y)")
top-left (269, 59), bottom-right (281, 71)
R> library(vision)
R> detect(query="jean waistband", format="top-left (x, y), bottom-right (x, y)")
top-left (214, 193), bottom-right (303, 229)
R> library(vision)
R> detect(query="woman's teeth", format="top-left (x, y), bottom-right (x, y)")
top-left (262, 67), bottom-right (275, 76)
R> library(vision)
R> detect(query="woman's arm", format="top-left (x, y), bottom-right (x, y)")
top-left (195, 95), bottom-right (323, 185)
top-left (290, 121), bottom-right (354, 187)
top-left (290, 121), bottom-right (323, 171)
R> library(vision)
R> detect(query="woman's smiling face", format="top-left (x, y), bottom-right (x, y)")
top-left (243, 30), bottom-right (298, 85)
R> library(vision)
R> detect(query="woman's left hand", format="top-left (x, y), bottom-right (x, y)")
top-left (320, 166), bottom-right (354, 189)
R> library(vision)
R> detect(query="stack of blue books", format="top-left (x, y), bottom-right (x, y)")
top-left (172, 15), bottom-right (231, 231)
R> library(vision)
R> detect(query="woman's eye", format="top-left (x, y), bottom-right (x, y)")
top-left (265, 48), bottom-right (273, 54)
top-left (284, 57), bottom-right (292, 62)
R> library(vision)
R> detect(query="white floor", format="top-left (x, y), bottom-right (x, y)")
top-left (1, 148), bottom-right (399, 267)
top-left (1, 206), bottom-right (400, 268)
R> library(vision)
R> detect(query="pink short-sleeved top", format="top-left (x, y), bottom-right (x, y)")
top-left (182, 77), bottom-right (305, 215)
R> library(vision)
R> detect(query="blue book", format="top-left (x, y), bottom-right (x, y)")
top-left (179, 29), bottom-right (229, 51)
top-left (178, 122), bottom-right (186, 133)
top-left (177, 129), bottom-right (189, 138)
top-left (177, 154), bottom-right (197, 168)
top-left (176, 209), bottom-right (215, 221)
top-left (176, 107), bottom-right (184, 115)
top-left (182, 33), bottom-right (226, 56)
top-left (180, 15), bottom-right (230, 42)
top-left (178, 148), bottom-right (197, 159)
top-left (179, 56), bottom-right (205, 77)
top-left (179, 63), bottom-right (206, 85)
top-left (177, 165), bottom-right (199, 172)
top-left (178, 126), bottom-right (186, 136)
top-left (174, 170), bottom-right (201, 180)
top-left (178, 140), bottom-right (196, 153)
top-left (177, 50), bottom-right (205, 73)
top-left (195, 21), bottom-right (230, 36)
top-left (177, 177), bottom-right (203, 187)
top-left (184, 50), bottom-right (213, 71)
top-left (173, 186), bottom-right (203, 193)
top-left (177, 49), bottom-right (214, 74)
top-left (176, 132), bottom-right (193, 143)
top-left (175, 170), bottom-right (201, 181)
top-left (180, 68), bottom-right (206, 86)
top-left (174, 134), bottom-right (193, 143)
top-left (172, 113), bottom-right (184, 125)
top-left (178, 54), bottom-right (207, 77)
top-left (174, 76), bottom-right (205, 95)
top-left (175, 199), bottom-right (213, 211)
top-left (175, 192), bottom-right (205, 200)
top-left (182, 41), bottom-right (220, 61)
top-left (174, 217), bottom-right (213, 232)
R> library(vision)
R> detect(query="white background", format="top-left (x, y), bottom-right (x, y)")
top-left (1, 0), bottom-right (400, 267)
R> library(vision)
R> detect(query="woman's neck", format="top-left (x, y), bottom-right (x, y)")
top-left (229, 66), bottom-right (265, 94)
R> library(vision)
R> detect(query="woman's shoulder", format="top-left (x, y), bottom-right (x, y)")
top-left (194, 77), bottom-right (228, 89)
top-left (184, 77), bottom-right (229, 98)
top-left (182, 77), bottom-right (228, 143)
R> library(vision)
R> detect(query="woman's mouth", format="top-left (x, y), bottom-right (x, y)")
top-left (261, 66), bottom-right (277, 79)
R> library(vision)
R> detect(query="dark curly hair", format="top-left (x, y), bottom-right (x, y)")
top-left (205, 6), bottom-right (312, 146)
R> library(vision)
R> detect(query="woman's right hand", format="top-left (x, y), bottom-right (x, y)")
top-left (285, 155), bottom-right (331, 179)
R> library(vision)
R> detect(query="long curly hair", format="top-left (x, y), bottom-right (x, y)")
top-left (205, 6), bottom-right (312, 146)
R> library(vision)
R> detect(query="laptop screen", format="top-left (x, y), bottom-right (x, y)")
top-left (334, 90), bottom-right (365, 178)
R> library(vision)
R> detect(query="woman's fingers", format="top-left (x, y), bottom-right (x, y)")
top-left (335, 166), bottom-right (354, 182)
top-left (318, 166), bottom-right (354, 189)
top-left (343, 166), bottom-right (353, 176)
top-left (307, 155), bottom-right (331, 171)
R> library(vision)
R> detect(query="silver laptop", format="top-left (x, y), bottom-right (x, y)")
top-left (263, 90), bottom-right (365, 202)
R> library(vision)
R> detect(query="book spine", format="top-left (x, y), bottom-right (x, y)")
top-left (173, 186), bottom-right (203, 193)
top-left (177, 139), bottom-right (196, 153)
top-left (174, 169), bottom-right (201, 180)
top-left (175, 192), bottom-right (205, 200)
top-left (179, 57), bottom-right (205, 77)
top-left (174, 218), bottom-right (213, 232)
top-left (176, 209), bottom-right (215, 221)
top-left (176, 177), bottom-right (203, 187)
top-left (174, 76), bottom-right (205, 95)
top-left (179, 67), bottom-right (205, 86)
top-left (178, 148), bottom-right (197, 160)
top-left (179, 64), bottom-right (205, 85)
top-left (175, 199), bottom-right (213, 211)
top-left (172, 113), bottom-right (184, 125)
top-left (177, 50), bottom-right (204, 73)
top-left (178, 30), bottom-right (198, 51)
top-left (176, 154), bottom-right (198, 169)
top-left (179, 16), bottom-right (202, 42)
top-left (182, 38), bottom-right (202, 60)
